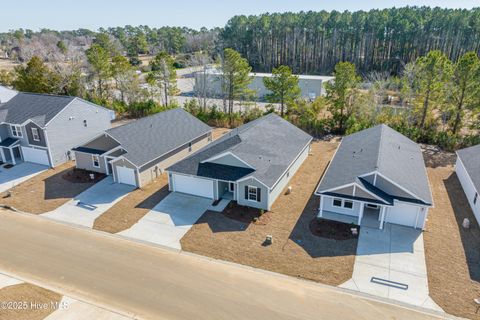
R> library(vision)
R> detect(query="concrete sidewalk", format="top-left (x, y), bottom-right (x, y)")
top-left (0, 210), bottom-right (445, 320)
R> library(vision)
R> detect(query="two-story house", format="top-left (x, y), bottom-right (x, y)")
top-left (0, 92), bottom-right (112, 167)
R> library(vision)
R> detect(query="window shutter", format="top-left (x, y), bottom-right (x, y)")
top-left (244, 186), bottom-right (248, 200)
top-left (257, 187), bottom-right (261, 202)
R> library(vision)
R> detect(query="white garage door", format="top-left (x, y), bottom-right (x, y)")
top-left (173, 174), bottom-right (214, 199)
top-left (385, 202), bottom-right (423, 228)
top-left (21, 147), bottom-right (50, 166)
top-left (116, 166), bottom-right (137, 186)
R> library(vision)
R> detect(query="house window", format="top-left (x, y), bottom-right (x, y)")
top-left (333, 198), bottom-right (343, 207)
top-left (333, 198), bottom-right (354, 209)
top-left (83, 120), bottom-right (88, 127)
top-left (31, 128), bottom-right (40, 141)
top-left (247, 186), bottom-right (258, 202)
top-left (344, 200), bottom-right (353, 209)
top-left (11, 125), bottom-right (22, 138)
top-left (92, 155), bottom-right (100, 168)
top-left (474, 192), bottom-right (478, 205)
top-left (229, 182), bottom-right (235, 192)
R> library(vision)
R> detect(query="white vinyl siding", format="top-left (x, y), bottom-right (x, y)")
top-left (455, 157), bottom-right (480, 224)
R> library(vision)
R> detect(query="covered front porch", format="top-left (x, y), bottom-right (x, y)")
top-left (318, 195), bottom-right (389, 229)
top-left (0, 138), bottom-right (22, 165)
top-left (217, 180), bottom-right (235, 200)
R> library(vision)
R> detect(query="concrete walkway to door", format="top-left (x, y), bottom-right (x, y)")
top-left (118, 192), bottom-right (224, 249)
top-left (42, 177), bottom-right (135, 228)
top-left (340, 224), bottom-right (443, 312)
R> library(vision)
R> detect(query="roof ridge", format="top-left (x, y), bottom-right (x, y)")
top-left (107, 108), bottom-right (183, 133)
top-left (17, 92), bottom-right (75, 99)
top-left (374, 124), bottom-right (387, 172)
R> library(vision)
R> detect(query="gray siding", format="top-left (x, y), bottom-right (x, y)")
top-left (84, 134), bottom-right (119, 151)
top-left (0, 124), bottom-right (9, 141)
top-left (25, 122), bottom-right (47, 147)
top-left (374, 175), bottom-right (414, 199)
top-left (208, 153), bottom-right (251, 168)
top-left (111, 158), bottom-right (139, 186)
top-left (267, 143), bottom-right (310, 209)
top-left (237, 178), bottom-right (269, 210)
top-left (74, 151), bottom-right (107, 174)
top-left (46, 99), bottom-right (111, 167)
top-left (138, 134), bottom-right (210, 187)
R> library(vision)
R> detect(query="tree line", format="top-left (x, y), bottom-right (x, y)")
top-left (220, 7), bottom-right (480, 74)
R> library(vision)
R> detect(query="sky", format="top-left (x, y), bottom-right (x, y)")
top-left (0, 0), bottom-right (478, 32)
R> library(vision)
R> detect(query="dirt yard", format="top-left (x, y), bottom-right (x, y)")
top-left (0, 283), bottom-right (62, 320)
top-left (93, 175), bottom-right (169, 233)
top-left (181, 140), bottom-right (359, 286)
top-left (0, 162), bottom-right (101, 214)
top-left (423, 150), bottom-right (480, 319)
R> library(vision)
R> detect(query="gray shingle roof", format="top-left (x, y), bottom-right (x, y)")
top-left (0, 92), bottom-right (75, 127)
top-left (197, 162), bottom-right (255, 181)
top-left (168, 113), bottom-right (313, 188)
top-left (457, 144), bottom-right (480, 192)
top-left (316, 124), bottom-right (433, 205)
top-left (106, 108), bottom-right (211, 167)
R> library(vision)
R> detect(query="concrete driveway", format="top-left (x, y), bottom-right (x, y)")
top-left (118, 192), bottom-right (214, 249)
top-left (340, 224), bottom-right (442, 311)
top-left (0, 162), bottom-right (48, 193)
top-left (42, 177), bottom-right (135, 228)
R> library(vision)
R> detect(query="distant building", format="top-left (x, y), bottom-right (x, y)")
top-left (194, 69), bottom-right (334, 101)
top-left (0, 85), bottom-right (18, 104)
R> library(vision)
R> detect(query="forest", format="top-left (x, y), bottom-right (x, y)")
top-left (0, 6), bottom-right (479, 152)
top-left (220, 7), bottom-right (480, 74)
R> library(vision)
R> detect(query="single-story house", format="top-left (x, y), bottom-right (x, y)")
top-left (455, 144), bottom-right (480, 223)
top-left (315, 124), bottom-right (433, 230)
top-left (73, 108), bottom-right (212, 188)
top-left (0, 85), bottom-right (17, 104)
top-left (0, 92), bottom-right (111, 167)
top-left (166, 113), bottom-right (313, 210)
top-left (195, 68), bottom-right (335, 100)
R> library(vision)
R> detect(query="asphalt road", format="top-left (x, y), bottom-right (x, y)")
top-left (0, 210), bottom-right (445, 320)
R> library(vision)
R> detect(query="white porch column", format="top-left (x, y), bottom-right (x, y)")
top-left (357, 202), bottom-right (364, 225)
top-left (318, 195), bottom-right (324, 217)
top-left (422, 208), bottom-right (429, 230)
top-left (10, 148), bottom-right (15, 165)
top-left (379, 206), bottom-right (387, 230)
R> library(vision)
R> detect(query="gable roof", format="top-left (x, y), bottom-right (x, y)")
top-left (316, 124), bottom-right (433, 206)
top-left (0, 92), bottom-right (75, 127)
top-left (167, 113), bottom-right (313, 188)
top-left (105, 108), bottom-right (212, 167)
top-left (457, 144), bottom-right (480, 192)
top-left (0, 85), bottom-right (17, 104)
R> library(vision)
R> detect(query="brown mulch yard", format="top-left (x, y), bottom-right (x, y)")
top-left (93, 175), bottom-right (170, 233)
top-left (0, 283), bottom-right (62, 320)
top-left (0, 162), bottom-right (102, 214)
top-left (423, 150), bottom-right (480, 320)
top-left (181, 140), bottom-right (359, 286)
top-left (310, 219), bottom-right (359, 241)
